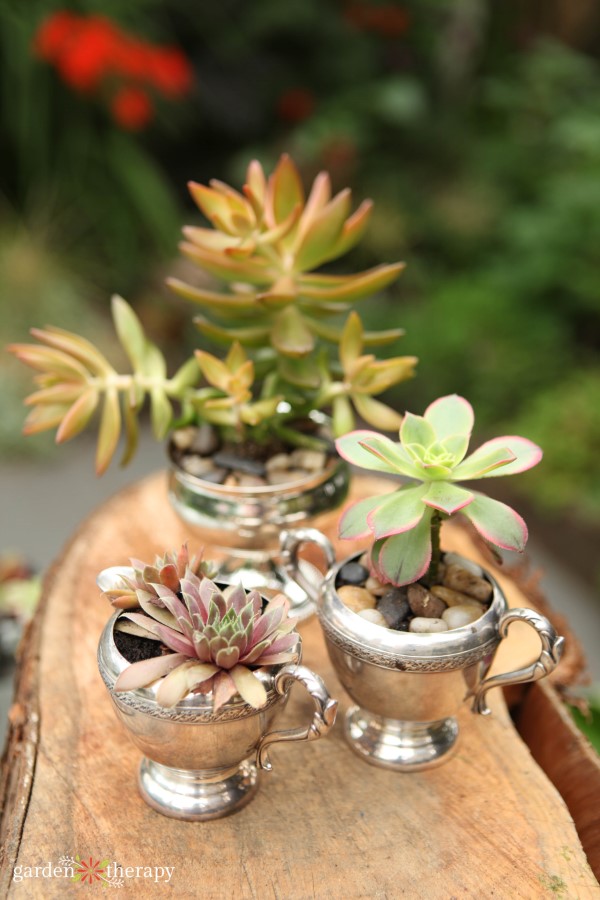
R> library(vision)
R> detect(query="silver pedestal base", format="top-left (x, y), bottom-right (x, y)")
top-left (344, 706), bottom-right (459, 772)
top-left (138, 758), bottom-right (259, 820)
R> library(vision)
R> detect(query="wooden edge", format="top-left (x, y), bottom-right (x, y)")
top-left (514, 680), bottom-right (600, 881)
top-left (0, 560), bottom-right (52, 894)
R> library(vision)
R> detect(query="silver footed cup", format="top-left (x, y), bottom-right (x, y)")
top-left (97, 568), bottom-right (338, 820)
top-left (166, 413), bottom-right (350, 621)
top-left (280, 528), bottom-right (564, 772)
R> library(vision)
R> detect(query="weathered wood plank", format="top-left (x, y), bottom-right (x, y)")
top-left (1, 473), bottom-right (598, 898)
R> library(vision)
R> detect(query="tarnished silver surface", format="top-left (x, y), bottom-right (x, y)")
top-left (167, 415), bottom-right (350, 620)
top-left (283, 530), bottom-right (564, 771)
top-left (97, 595), bottom-right (337, 819)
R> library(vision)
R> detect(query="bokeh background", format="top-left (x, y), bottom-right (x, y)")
top-left (1, 0), bottom-right (599, 597)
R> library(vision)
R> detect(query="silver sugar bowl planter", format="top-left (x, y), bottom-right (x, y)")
top-left (282, 529), bottom-right (564, 772)
top-left (97, 569), bottom-right (338, 821)
top-left (167, 415), bottom-right (350, 621)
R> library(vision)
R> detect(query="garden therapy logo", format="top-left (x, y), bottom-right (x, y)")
top-left (12, 855), bottom-right (174, 886)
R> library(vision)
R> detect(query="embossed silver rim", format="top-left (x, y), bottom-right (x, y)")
top-left (318, 551), bottom-right (505, 669)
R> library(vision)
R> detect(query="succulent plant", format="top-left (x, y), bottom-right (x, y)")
top-left (336, 394), bottom-right (542, 586)
top-left (167, 154), bottom-right (405, 362)
top-left (104, 548), bottom-right (299, 710)
top-left (102, 543), bottom-right (216, 610)
top-left (9, 155), bottom-right (416, 470)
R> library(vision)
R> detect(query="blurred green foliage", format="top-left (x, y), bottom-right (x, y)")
top-left (2, 0), bottom-right (599, 525)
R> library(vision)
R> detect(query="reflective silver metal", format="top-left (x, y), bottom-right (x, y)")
top-left (282, 529), bottom-right (564, 772)
top-left (167, 414), bottom-right (350, 621)
top-left (97, 571), bottom-right (338, 820)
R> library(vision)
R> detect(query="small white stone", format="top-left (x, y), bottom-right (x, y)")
top-left (180, 455), bottom-right (214, 477)
top-left (265, 453), bottom-right (292, 474)
top-left (442, 605), bottom-right (482, 630)
top-left (365, 576), bottom-right (389, 596)
top-left (267, 468), bottom-right (309, 485)
top-left (290, 449), bottom-right (327, 472)
top-left (357, 608), bottom-right (388, 627)
top-left (409, 617), bottom-right (449, 633)
top-left (171, 427), bottom-right (197, 450)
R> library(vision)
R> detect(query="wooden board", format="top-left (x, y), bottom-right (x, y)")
top-left (1, 473), bottom-right (598, 898)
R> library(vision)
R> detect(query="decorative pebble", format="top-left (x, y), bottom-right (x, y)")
top-left (337, 561), bottom-right (370, 586)
top-left (198, 467), bottom-right (228, 484)
top-left (171, 426), bottom-right (197, 451)
top-left (190, 423), bottom-right (220, 457)
top-left (290, 449), bottom-right (327, 472)
top-left (358, 552), bottom-right (371, 569)
top-left (357, 608), bottom-right (388, 627)
top-left (224, 474), bottom-right (239, 487)
top-left (430, 585), bottom-right (484, 611)
top-left (407, 583), bottom-right (447, 619)
top-left (444, 564), bottom-right (492, 602)
top-left (365, 576), bottom-right (389, 596)
top-left (213, 451), bottom-right (266, 477)
top-left (337, 585), bottom-right (377, 614)
top-left (265, 453), bottom-right (292, 474)
top-left (409, 617), bottom-right (449, 633)
top-left (442, 605), bottom-right (482, 629)
top-left (180, 455), bottom-right (216, 477)
top-left (377, 589), bottom-right (410, 629)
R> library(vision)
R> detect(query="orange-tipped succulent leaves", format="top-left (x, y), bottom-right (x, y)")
top-left (110, 559), bottom-right (299, 710)
top-left (8, 296), bottom-right (200, 474)
top-left (336, 394), bottom-right (542, 586)
top-left (167, 154), bottom-right (406, 359)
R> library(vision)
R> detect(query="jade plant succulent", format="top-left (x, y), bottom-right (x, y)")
top-left (9, 154), bottom-right (416, 472)
top-left (336, 394), bottom-right (542, 586)
top-left (103, 546), bottom-right (299, 710)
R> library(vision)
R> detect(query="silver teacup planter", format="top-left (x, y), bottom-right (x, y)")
top-left (167, 414), bottom-right (350, 620)
top-left (281, 529), bottom-right (564, 772)
top-left (97, 568), bottom-right (337, 820)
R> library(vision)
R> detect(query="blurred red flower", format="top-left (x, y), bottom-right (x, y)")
top-left (32, 11), bottom-right (194, 129)
top-left (277, 88), bottom-right (315, 123)
top-left (111, 86), bottom-right (154, 131)
top-left (344, 4), bottom-right (410, 38)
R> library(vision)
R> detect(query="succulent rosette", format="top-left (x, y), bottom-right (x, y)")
top-left (105, 550), bottom-right (299, 710)
top-left (336, 394), bottom-right (542, 586)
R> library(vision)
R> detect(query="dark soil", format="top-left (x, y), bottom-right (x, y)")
top-left (114, 627), bottom-right (161, 664)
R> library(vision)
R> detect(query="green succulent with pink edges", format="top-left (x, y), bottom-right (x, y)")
top-left (335, 394), bottom-right (542, 586)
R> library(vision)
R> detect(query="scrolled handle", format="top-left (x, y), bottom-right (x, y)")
top-left (280, 528), bottom-right (336, 606)
top-left (472, 608), bottom-right (564, 716)
top-left (256, 664), bottom-right (338, 771)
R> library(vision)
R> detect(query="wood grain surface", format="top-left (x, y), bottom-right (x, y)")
top-left (1, 473), bottom-right (598, 898)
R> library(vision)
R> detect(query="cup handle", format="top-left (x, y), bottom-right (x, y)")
top-left (472, 608), bottom-right (564, 716)
top-left (280, 528), bottom-right (337, 605)
top-left (256, 664), bottom-right (338, 771)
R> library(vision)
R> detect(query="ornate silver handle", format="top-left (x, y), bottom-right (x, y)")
top-left (280, 528), bottom-right (336, 606)
top-left (256, 664), bottom-right (338, 771)
top-left (472, 608), bottom-right (564, 715)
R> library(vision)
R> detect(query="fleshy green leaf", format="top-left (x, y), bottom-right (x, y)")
top-left (461, 493), bottom-right (528, 552)
top-left (340, 311), bottom-right (363, 369)
top-left (352, 394), bottom-right (403, 431)
top-left (336, 430), bottom-right (418, 476)
top-left (451, 445), bottom-right (517, 481)
top-left (424, 394), bottom-right (474, 441)
top-left (111, 295), bottom-right (148, 373)
top-left (272, 306), bottom-right (314, 357)
top-left (400, 412), bottom-right (436, 449)
top-left (366, 485), bottom-right (428, 539)
top-left (96, 388), bottom-right (121, 474)
top-left (422, 481), bottom-right (473, 515)
top-left (338, 495), bottom-right (384, 540)
top-left (332, 394), bottom-right (355, 436)
top-left (294, 189), bottom-right (351, 271)
top-left (270, 154), bottom-right (304, 224)
top-left (455, 436), bottom-right (543, 479)
top-left (375, 508), bottom-right (433, 586)
top-left (55, 390), bottom-right (98, 443)
top-left (299, 263), bottom-right (405, 303)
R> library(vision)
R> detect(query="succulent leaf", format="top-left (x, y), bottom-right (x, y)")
top-left (105, 548), bottom-right (299, 710)
top-left (337, 395), bottom-right (542, 586)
